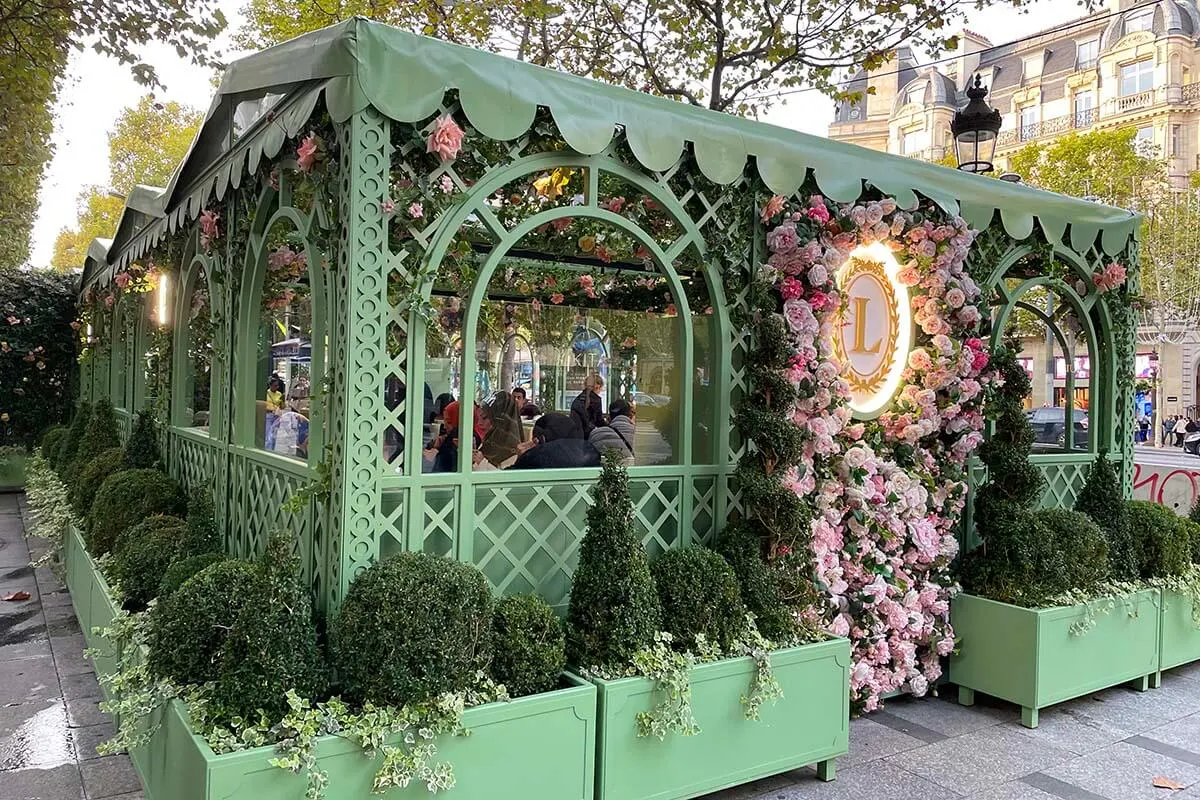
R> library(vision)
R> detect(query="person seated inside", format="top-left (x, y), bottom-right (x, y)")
top-left (510, 412), bottom-right (600, 469)
top-left (511, 386), bottom-right (541, 419)
top-left (478, 391), bottom-right (524, 468)
top-left (588, 399), bottom-right (635, 465)
top-left (428, 400), bottom-right (463, 473)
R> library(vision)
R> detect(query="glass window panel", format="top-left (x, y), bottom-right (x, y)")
top-left (182, 266), bottom-right (213, 431)
top-left (255, 225), bottom-right (315, 461)
top-left (1077, 39), bottom-right (1098, 69)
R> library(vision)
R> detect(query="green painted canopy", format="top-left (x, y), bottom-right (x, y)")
top-left (85, 17), bottom-right (1141, 287)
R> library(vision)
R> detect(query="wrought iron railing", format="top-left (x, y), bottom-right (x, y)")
top-left (1184, 82), bottom-right (1200, 102)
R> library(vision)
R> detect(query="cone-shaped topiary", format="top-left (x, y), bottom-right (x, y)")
top-left (147, 559), bottom-right (261, 686)
top-left (39, 425), bottom-right (67, 466)
top-left (181, 487), bottom-right (220, 557)
top-left (210, 533), bottom-right (326, 723)
top-left (960, 344), bottom-right (1049, 604)
top-left (87, 469), bottom-right (186, 557)
top-left (490, 594), bottom-right (566, 698)
top-left (332, 551), bottom-right (493, 707)
top-left (566, 450), bottom-right (661, 669)
top-left (1075, 451), bottom-right (1138, 580)
top-left (109, 515), bottom-right (187, 610)
top-left (69, 398), bottom-right (120, 488)
top-left (711, 520), bottom-right (794, 642)
top-left (1128, 500), bottom-right (1192, 579)
top-left (54, 404), bottom-right (91, 475)
top-left (123, 411), bottom-right (160, 469)
top-left (159, 552), bottom-right (228, 597)
top-left (72, 447), bottom-right (126, 517)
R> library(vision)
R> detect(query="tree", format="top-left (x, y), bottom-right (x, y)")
top-left (1007, 128), bottom-right (1165, 211)
top-left (235, 0), bottom-right (1059, 114)
top-left (50, 97), bottom-right (202, 271)
top-left (0, 0), bottom-right (226, 90)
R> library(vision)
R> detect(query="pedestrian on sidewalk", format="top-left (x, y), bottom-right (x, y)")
top-left (1175, 415), bottom-right (1189, 447)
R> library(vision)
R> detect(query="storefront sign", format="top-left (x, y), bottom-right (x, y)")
top-left (834, 242), bottom-right (912, 418)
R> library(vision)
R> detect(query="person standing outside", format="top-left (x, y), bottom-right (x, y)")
top-left (1175, 415), bottom-right (1189, 447)
top-left (1164, 415), bottom-right (1175, 446)
top-left (570, 372), bottom-right (606, 436)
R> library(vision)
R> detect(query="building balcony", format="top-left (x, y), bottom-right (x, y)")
top-left (998, 112), bottom-right (1092, 147)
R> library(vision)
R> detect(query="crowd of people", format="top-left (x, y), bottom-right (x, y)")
top-left (422, 372), bottom-right (637, 472)
top-left (1159, 414), bottom-right (1199, 447)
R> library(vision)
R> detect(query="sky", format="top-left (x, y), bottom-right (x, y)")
top-left (29, 0), bottom-right (1090, 268)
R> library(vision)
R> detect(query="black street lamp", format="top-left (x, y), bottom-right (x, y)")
top-left (952, 75), bottom-right (1003, 174)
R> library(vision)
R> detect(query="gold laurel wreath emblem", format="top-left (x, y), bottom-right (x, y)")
top-left (834, 259), bottom-right (900, 397)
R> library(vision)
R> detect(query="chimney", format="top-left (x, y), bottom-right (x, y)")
top-left (954, 29), bottom-right (993, 95)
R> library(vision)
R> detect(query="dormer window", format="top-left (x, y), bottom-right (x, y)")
top-left (1022, 54), bottom-right (1043, 83)
top-left (906, 83), bottom-right (926, 106)
top-left (1077, 39), bottom-right (1098, 70)
top-left (1126, 9), bottom-right (1154, 33)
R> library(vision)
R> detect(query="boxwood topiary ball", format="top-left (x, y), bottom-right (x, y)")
top-left (159, 552), bottom-right (228, 598)
top-left (651, 547), bottom-right (747, 652)
top-left (490, 594), bottom-right (565, 698)
top-left (147, 559), bottom-right (261, 686)
top-left (109, 515), bottom-right (187, 610)
top-left (72, 447), bottom-right (126, 517)
top-left (1128, 500), bottom-right (1191, 579)
top-left (332, 552), bottom-right (493, 707)
top-left (86, 469), bottom-right (186, 557)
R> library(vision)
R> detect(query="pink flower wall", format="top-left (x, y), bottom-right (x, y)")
top-left (760, 194), bottom-right (992, 711)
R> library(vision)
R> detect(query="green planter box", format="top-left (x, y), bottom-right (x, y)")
top-left (586, 637), bottom-right (850, 800)
top-left (0, 453), bottom-right (26, 491)
top-left (950, 590), bottom-right (1161, 728)
top-left (62, 525), bottom-right (599, 800)
top-left (1160, 589), bottom-right (1200, 674)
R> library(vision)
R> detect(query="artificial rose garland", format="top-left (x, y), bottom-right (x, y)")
top-left (760, 193), bottom-right (991, 711)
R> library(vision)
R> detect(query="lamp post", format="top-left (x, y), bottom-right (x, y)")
top-left (952, 75), bottom-right (1003, 174)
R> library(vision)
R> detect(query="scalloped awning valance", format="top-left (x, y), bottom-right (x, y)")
top-left (84, 17), bottom-right (1140, 290)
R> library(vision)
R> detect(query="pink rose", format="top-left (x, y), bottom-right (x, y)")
top-left (972, 351), bottom-right (990, 371)
top-left (760, 195), bottom-right (786, 222)
top-left (114, 272), bottom-right (131, 289)
top-left (439, 174), bottom-right (455, 194)
top-left (296, 133), bottom-right (322, 172)
top-left (606, 196), bottom-right (625, 213)
top-left (427, 115), bottom-right (465, 161)
top-left (779, 277), bottom-right (803, 300)
top-left (550, 293), bottom-right (564, 305)
top-left (767, 222), bottom-right (799, 254)
top-left (408, 202), bottom-right (424, 219)
top-left (199, 209), bottom-right (220, 241)
top-left (807, 203), bottom-right (831, 224)
top-left (945, 287), bottom-right (966, 308)
top-left (380, 198), bottom-right (395, 214)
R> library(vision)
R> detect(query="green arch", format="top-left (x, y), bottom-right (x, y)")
top-left (172, 229), bottom-right (219, 430)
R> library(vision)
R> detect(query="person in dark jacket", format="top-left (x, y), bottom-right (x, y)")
top-left (510, 412), bottom-right (599, 469)
top-left (430, 401), bottom-right (463, 473)
top-left (588, 399), bottom-right (635, 464)
top-left (570, 372), bottom-right (606, 436)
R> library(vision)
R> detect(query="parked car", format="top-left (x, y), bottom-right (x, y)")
top-left (1027, 407), bottom-right (1089, 449)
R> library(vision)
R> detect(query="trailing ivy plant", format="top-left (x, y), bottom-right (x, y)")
top-left (22, 448), bottom-right (78, 567)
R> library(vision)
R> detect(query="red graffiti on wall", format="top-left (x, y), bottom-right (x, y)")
top-left (1132, 462), bottom-right (1200, 511)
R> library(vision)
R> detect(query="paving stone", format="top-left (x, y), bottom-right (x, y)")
top-left (0, 540), bottom-right (31, 569)
top-left (877, 693), bottom-right (1014, 738)
top-left (64, 699), bottom-right (110, 730)
top-left (0, 634), bottom-right (52, 662)
top-left (886, 722), bottom-right (1075, 796)
top-left (0, 763), bottom-right (84, 800)
top-left (704, 772), bottom-right (797, 799)
top-left (79, 755), bottom-right (140, 799)
top-left (1042, 740), bottom-right (1200, 800)
top-left (1140, 712), bottom-right (1200, 756)
top-left (48, 635), bottom-right (93, 677)
top-left (0, 656), bottom-right (60, 705)
top-left (1009, 701), bottom-right (1134, 755)
top-left (0, 699), bottom-right (74, 771)
top-left (753, 760), bottom-right (959, 799)
top-left (966, 781), bottom-right (1062, 800)
top-left (57, 672), bottom-right (101, 702)
top-left (68, 723), bottom-right (116, 763)
top-left (839, 717), bottom-right (925, 768)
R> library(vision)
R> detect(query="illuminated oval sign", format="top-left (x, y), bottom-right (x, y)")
top-left (834, 242), bottom-right (912, 418)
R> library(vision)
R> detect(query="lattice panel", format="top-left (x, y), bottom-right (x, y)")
top-left (467, 477), bottom-right (683, 609)
top-left (168, 432), bottom-right (219, 493)
top-left (379, 488), bottom-right (408, 560)
top-left (421, 487), bottom-right (459, 557)
top-left (691, 476), bottom-right (717, 545)
top-left (228, 453), bottom-right (311, 582)
top-left (1037, 461), bottom-right (1091, 510)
